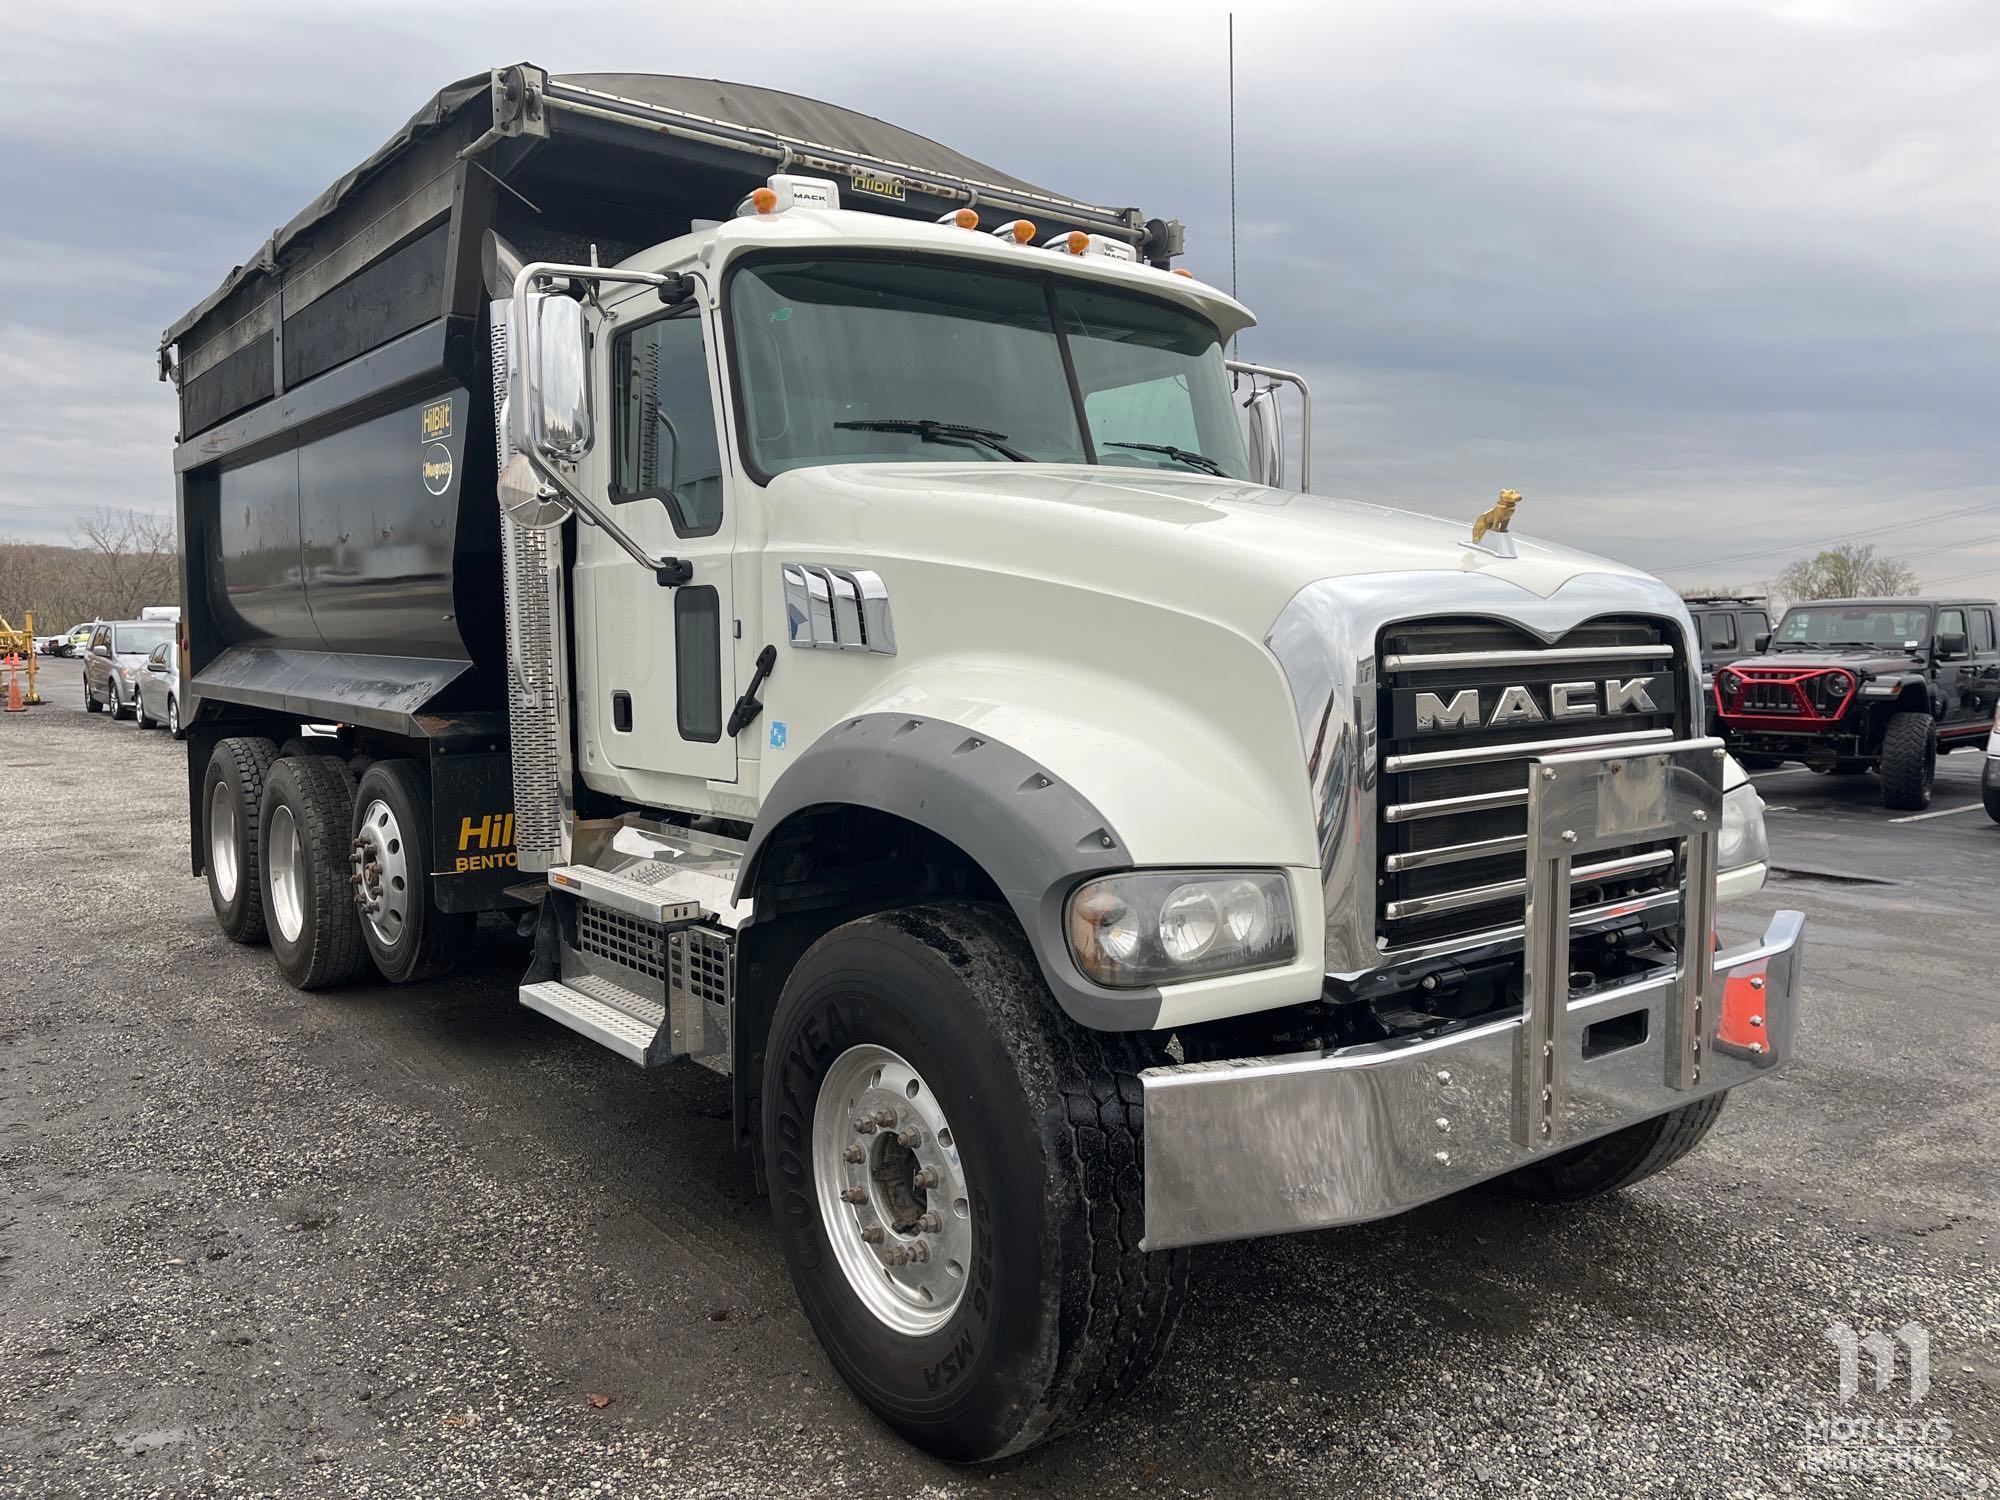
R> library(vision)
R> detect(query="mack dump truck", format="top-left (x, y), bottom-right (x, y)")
top-left (162, 66), bottom-right (1805, 1459)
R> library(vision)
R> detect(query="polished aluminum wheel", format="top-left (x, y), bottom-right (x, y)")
top-left (814, 1044), bottom-right (972, 1335)
top-left (209, 793), bottom-right (240, 905)
top-left (350, 797), bottom-right (410, 948)
top-left (266, 803), bottom-right (307, 944)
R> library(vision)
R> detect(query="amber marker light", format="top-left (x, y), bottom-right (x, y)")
top-left (751, 186), bottom-right (779, 214)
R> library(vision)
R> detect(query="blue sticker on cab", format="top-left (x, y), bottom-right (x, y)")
top-left (769, 721), bottom-right (788, 749)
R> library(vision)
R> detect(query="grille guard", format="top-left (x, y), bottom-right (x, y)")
top-left (1138, 737), bottom-right (1806, 1250)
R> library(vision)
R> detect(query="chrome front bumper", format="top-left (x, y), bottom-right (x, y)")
top-left (1139, 738), bottom-right (1807, 1250)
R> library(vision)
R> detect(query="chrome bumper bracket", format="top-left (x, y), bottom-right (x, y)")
top-left (1518, 737), bottom-right (1724, 1148)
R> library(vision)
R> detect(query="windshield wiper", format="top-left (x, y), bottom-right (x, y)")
top-left (834, 418), bottom-right (1029, 462)
top-left (1101, 440), bottom-right (1228, 477)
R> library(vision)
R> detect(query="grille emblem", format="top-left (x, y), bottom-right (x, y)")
top-left (1413, 677), bottom-right (1661, 732)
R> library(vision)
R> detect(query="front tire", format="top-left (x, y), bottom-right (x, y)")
top-left (1878, 711), bottom-right (1936, 811)
top-left (83, 676), bottom-right (101, 713)
top-left (136, 694), bottom-right (156, 730)
top-left (1984, 766), bottom-right (2000, 825)
top-left (349, 760), bottom-right (475, 984)
top-left (762, 903), bottom-right (1186, 1462)
top-left (1505, 1093), bottom-right (1728, 1202)
top-left (259, 755), bottom-right (367, 990)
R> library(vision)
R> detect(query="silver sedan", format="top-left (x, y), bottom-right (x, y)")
top-left (135, 642), bottom-right (186, 738)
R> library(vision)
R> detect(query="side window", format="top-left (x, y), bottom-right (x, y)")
top-left (1939, 608), bottom-right (1966, 649)
top-left (1743, 611), bottom-right (1769, 644)
top-left (1974, 609), bottom-right (1996, 654)
top-left (1702, 613), bottom-right (1736, 651)
top-left (610, 312), bottom-right (723, 536)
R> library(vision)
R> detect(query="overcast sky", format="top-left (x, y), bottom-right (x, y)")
top-left (2, 0), bottom-right (1994, 599)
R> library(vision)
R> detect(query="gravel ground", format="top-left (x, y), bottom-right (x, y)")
top-left (2, 658), bottom-right (1996, 1498)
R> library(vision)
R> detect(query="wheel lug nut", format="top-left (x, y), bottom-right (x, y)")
top-left (916, 1212), bottom-right (941, 1233)
top-left (871, 1108), bottom-right (897, 1127)
top-left (839, 1187), bottom-right (867, 1204)
top-left (911, 1168), bottom-right (939, 1190)
top-left (882, 1246), bottom-right (910, 1266)
top-left (895, 1128), bottom-right (921, 1148)
top-left (843, 1144), bottom-right (865, 1164)
top-left (907, 1239), bottom-right (930, 1263)
top-left (853, 1119), bottom-right (876, 1135)
top-left (860, 1225), bottom-right (884, 1244)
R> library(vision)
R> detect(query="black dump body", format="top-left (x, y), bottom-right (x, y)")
top-left (165, 64), bottom-right (1171, 736)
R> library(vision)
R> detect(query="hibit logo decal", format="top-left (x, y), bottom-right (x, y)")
top-left (455, 813), bottom-right (517, 873)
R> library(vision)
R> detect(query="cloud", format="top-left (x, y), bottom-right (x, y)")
top-left (1, 0), bottom-right (1993, 598)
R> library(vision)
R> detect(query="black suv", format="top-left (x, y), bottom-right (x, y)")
top-left (1685, 595), bottom-right (1773, 688)
top-left (1711, 597), bottom-right (2000, 810)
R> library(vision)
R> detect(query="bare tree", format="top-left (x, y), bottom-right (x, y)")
top-left (1776, 544), bottom-right (1919, 603)
top-left (67, 508), bottom-right (180, 621)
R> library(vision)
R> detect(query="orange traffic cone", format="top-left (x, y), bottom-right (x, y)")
top-left (4, 656), bottom-right (20, 713)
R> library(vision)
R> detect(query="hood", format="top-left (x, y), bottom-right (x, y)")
top-left (1728, 647), bottom-right (1922, 674)
top-left (767, 462), bottom-right (1659, 639)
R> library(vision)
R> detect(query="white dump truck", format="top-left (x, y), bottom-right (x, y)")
top-left (162, 66), bottom-right (1803, 1459)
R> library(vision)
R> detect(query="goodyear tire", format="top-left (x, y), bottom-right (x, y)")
top-left (762, 903), bottom-right (1186, 1461)
top-left (350, 760), bottom-right (475, 984)
top-left (259, 755), bottom-right (367, 991)
top-left (203, 737), bottom-right (279, 944)
top-left (1878, 711), bottom-right (1935, 811)
top-left (1505, 1093), bottom-right (1728, 1202)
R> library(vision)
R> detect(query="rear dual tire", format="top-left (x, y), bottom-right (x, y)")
top-left (260, 756), bottom-right (368, 990)
top-left (349, 760), bottom-right (474, 984)
top-left (763, 903), bottom-right (1186, 1462)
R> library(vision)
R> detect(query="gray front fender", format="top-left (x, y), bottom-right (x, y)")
top-left (734, 713), bottom-right (1161, 1028)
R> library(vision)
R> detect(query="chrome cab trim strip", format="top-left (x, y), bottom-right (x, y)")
top-left (1383, 642), bottom-right (1675, 672)
top-left (783, 563), bottom-right (897, 654)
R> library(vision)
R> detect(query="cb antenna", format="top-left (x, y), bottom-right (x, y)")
top-left (1228, 11), bottom-right (1239, 360)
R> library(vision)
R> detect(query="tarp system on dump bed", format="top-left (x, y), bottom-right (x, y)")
top-left (162, 64), bottom-right (1176, 439)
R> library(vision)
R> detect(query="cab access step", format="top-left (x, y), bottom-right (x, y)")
top-left (517, 819), bottom-right (747, 1069)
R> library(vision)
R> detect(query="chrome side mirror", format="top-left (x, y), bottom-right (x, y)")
top-left (1243, 385), bottom-right (1285, 489)
top-left (518, 290), bottom-right (594, 463)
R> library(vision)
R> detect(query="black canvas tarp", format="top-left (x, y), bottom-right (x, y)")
top-left (163, 64), bottom-right (1138, 360)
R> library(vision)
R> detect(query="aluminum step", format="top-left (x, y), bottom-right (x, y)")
top-left (550, 816), bottom-right (751, 928)
top-left (520, 974), bottom-right (666, 1065)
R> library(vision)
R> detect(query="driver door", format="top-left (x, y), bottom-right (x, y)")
top-left (576, 301), bottom-right (737, 788)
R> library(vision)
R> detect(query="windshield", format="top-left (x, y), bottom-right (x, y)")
top-left (1772, 605), bottom-right (1930, 651)
top-left (113, 624), bottom-right (173, 656)
top-left (729, 255), bottom-right (1251, 482)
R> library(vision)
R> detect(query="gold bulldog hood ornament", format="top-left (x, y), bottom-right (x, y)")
top-left (1468, 489), bottom-right (1521, 558)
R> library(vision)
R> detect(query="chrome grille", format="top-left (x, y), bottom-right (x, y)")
top-left (1376, 618), bottom-right (1688, 954)
top-left (493, 301), bottom-right (564, 871)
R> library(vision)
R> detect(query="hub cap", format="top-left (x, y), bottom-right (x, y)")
top-left (266, 804), bottom-right (306, 944)
top-left (209, 794), bottom-right (239, 904)
top-left (350, 798), bottom-right (410, 948)
top-left (813, 1044), bottom-right (972, 1335)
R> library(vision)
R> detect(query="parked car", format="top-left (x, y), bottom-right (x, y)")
top-left (1684, 594), bottom-right (1772, 692)
top-left (135, 641), bottom-right (185, 737)
top-left (81, 619), bottom-right (175, 720)
top-left (1711, 596), bottom-right (2000, 809)
top-left (56, 624), bottom-right (97, 658)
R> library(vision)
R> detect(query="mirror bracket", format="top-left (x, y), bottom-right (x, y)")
top-left (1226, 359), bottom-right (1313, 490)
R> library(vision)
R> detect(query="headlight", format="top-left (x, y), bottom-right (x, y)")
top-left (1718, 779), bottom-right (1769, 872)
top-left (1066, 871), bottom-right (1295, 988)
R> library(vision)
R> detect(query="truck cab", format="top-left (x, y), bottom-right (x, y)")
top-left (163, 66), bottom-right (1804, 1461)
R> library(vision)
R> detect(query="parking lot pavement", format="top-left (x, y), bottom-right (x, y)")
top-left (1, 694), bottom-right (1995, 1499)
